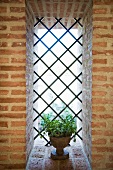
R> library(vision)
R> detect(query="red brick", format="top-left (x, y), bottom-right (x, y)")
top-left (11, 74), bottom-right (25, 79)
top-left (38, 2), bottom-right (43, 11)
top-left (104, 130), bottom-right (113, 136)
top-left (2, 163), bottom-right (26, 169)
top-left (92, 98), bottom-right (108, 104)
top-left (93, 8), bottom-right (107, 14)
top-left (111, 8), bottom-right (113, 13)
top-left (0, 121), bottom-right (8, 128)
top-left (0, 42), bottom-right (8, 47)
top-left (11, 106), bottom-right (26, 111)
top-left (0, 73), bottom-right (8, 79)
top-left (109, 155), bottom-right (113, 162)
top-left (0, 138), bottom-right (9, 143)
top-left (0, 49), bottom-right (26, 55)
top-left (94, 0), bottom-right (113, 5)
top-left (93, 34), bottom-right (113, 39)
top-left (0, 113), bottom-right (26, 119)
top-left (93, 42), bottom-right (107, 47)
top-left (11, 121), bottom-right (26, 127)
top-left (0, 58), bottom-right (9, 63)
top-left (93, 67), bottom-right (113, 72)
top-left (10, 7), bottom-right (25, 12)
top-left (93, 50), bottom-right (113, 55)
top-left (10, 153), bottom-right (26, 160)
top-left (0, 105), bottom-right (8, 111)
top-left (0, 33), bottom-right (25, 39)
top-left (106, 163), bottom-right (113, 169)
top-left (11, 42), bottom-right (26, 47)
top-left (92, 130), bottom-right (103, 136)
top-left (93, 59), bottom-right (107, 64)
top-left (0, 0), bottom-right (26, 166)
top-left (92, 162), bottom-right (102, 169)
top-left (110, 76), bottom-right (113, 81)
top-left (60, 3), bottom-right (67, 12)
top-left (92, 114), bottom-right (113, 119)
top-left (94, 17), bottom-right (113, 22)
top-left (0, 25), bottom-right (7, 30)
top-left (0, 66), bottom-right (25, 71)
top-left (92, 106), bottom-right (106, 111)
top-left (92, 154), bottom-right (104, 160)
top-left (0, 130), bottom-right (25, 135)
top-left (10, 25), bottom-right (25, 31)
top-left (92, 122), bottom-right (106, 128)
top-left (81, 3), bottom-right (87, 11)
top-left (11, 138), bottom-right (25, 144)
top-left (93, 138), bottom-right (107, 145)
top-left (0, 7), bottom-right (7, 13)
top-left (0, 155), bottom-right (8, 161)
top-left (0, 98), bottom-right (26, 103)
top-left (0, 0), bottom-right (24, 3)
top-left (0, 16), bottom-right (25, 22)
top-left (11, 90), bottom-right (26, 95)
top-left (0, 81), bottom-right (25, 87)
top-left (11, 58), bottom-right (26, 63)
top-left (92, 91), bottom-right (107, 96)
top-left (0, 90), bottom-right (9, 95)
top-left (93, 75), bottom-right (107, 81)
top-left (92, 146), bottom-right (113, 152)
top-left (93, 25), bottom-right (108, 30)
top-left (103, 84), bottom-right (113, 88)
top-left (110, 139), bottom-right (113, 143)
top-left (0, 145), bottom-right (25, 152)
top-left (90, 0), bottom-right (113, 168)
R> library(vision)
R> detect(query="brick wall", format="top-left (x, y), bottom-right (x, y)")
top-left (0, 0), bottom-right (26, 169)
top-left (92, 0), bottom-right (113, 169)
top-left (0, 0), bottom-right (113, 169)
top-left (82, 1), bottom-right (93, 166)
top-left (26, 0), bottom-right (35, 163)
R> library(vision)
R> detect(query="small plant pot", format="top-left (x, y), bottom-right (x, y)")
top-left (50, 136), bottom-right (71, 160)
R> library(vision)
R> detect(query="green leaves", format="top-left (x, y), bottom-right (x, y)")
top-left (41, 113), bottom-right (77, 141)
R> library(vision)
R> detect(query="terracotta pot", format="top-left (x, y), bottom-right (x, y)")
top-left (50, 136), bottom-right (71, 160)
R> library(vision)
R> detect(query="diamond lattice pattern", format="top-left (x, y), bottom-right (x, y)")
top-left (33, 18), bottom-right (83, 145)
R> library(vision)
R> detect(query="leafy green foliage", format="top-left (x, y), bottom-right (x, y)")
top-left (41, 113), bottom-right (77, 141)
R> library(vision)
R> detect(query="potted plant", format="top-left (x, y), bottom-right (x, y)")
top-left (41, 111), bottom-right (77, 160)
